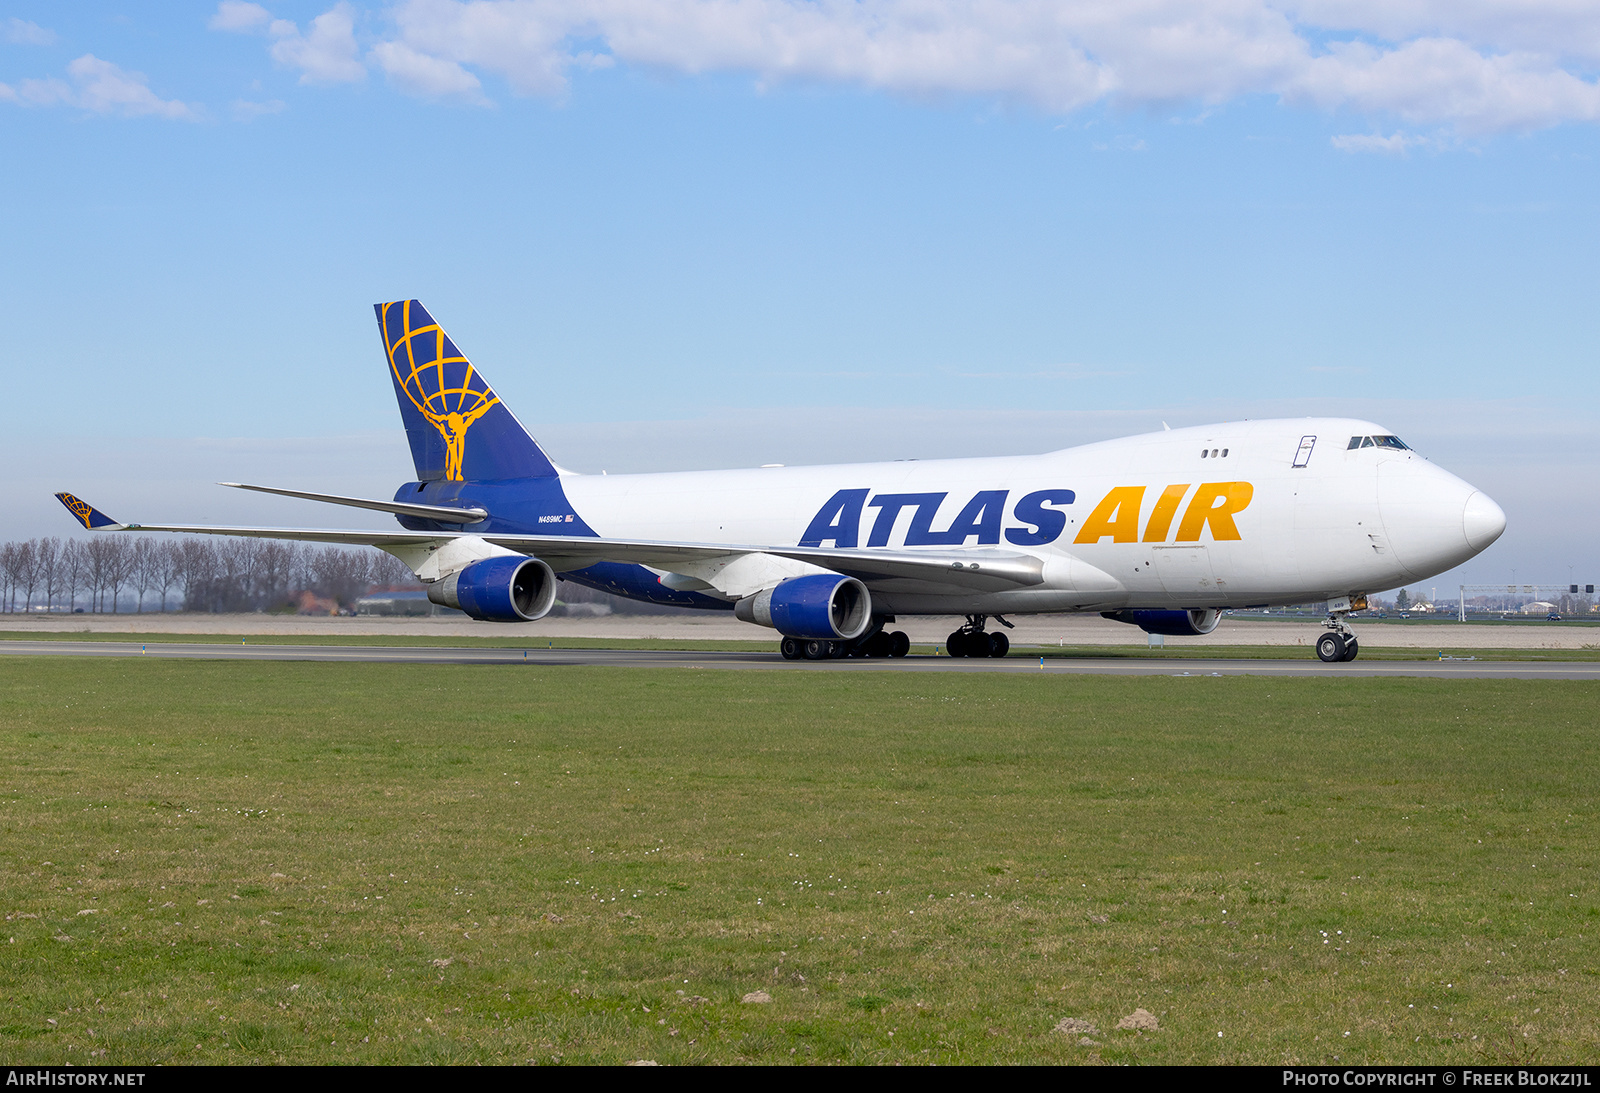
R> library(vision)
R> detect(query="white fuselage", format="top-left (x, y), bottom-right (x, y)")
top-left (558, 418), bottom-right (1504, 614)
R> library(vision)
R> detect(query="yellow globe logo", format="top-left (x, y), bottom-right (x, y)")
top-left (380, 301), bottom-right (499, 482)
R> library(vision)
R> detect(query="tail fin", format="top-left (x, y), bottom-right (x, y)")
top-left (375, 300), bottom-right (559, 482)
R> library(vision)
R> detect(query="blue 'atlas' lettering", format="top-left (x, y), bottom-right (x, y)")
top-left (1005, 489), bottom-right (1076, 546)
top-left (909, 489), bottom-right (1009, 546)
top-left (799, 488), bottom-right (868, 547)
top-left (803, 487), bottom-right (1077, 548)
top-left (867, 493), bottom-right (946, 547)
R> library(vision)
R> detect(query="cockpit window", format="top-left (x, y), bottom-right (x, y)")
top-left (1349, 435), bottom-right (1413, 451)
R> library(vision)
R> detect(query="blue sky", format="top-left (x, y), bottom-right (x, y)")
top-left (4, 2), bottom-right (1598, 591)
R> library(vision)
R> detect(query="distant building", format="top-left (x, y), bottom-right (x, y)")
top-left (1519, 600), bottom-right (1558, 615)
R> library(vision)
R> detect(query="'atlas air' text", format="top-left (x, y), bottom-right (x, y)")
top-left (799, 483), bottom-right (1253, 549)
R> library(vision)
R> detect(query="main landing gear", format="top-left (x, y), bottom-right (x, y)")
top-left (944, 615), bottom-right (1012, 659)
top-left (1315, 611), bottom-right (1360, 663)
top-left (778, 625), bottom-right (910, 660)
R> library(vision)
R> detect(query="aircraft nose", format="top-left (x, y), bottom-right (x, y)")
top-left (1462, 490), bottom-right (1506, 552)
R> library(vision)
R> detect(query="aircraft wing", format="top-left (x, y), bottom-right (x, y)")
top-left (55, 493), bottom-right (1044, 592)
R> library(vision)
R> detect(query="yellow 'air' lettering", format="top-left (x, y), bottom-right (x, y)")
top-left (1073, 486), bottom-right (1146, 545)
top-left (1175, 481), bottom-right (1254, 542)
top-left (1142, 484), bottom-right (1190, 543)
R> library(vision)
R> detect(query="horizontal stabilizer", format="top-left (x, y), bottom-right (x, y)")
top-left (55, 492), bottom-right (124, 530)
top-left (220, 482), bottom-right (488, 524)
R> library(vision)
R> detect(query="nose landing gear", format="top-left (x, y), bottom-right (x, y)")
top-left (1316, 611), bottom-right (1360, 662)
top-left (944, 615), bottom-right (1013, 658)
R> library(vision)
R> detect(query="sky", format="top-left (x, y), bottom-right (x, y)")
top-left (3, 1), bottom-right (1598, 594)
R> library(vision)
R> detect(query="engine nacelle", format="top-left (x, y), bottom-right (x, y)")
top-left (428, 555), bottom-right (557, 622)
top-left (1102, 608), bottom-right (1222, 637)
top-left (734, 574), bottom-right (872, 641)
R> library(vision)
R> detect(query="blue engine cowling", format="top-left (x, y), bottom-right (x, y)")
top-left (734, 574), bottom-right (872, 640)
top-left (1102, 608), bottom-right (1222, 636)
top-left (428, 555), bottom-right (558, 622)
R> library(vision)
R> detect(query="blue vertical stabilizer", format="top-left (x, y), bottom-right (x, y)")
top-left (376, 300), bottom-right (559, 482)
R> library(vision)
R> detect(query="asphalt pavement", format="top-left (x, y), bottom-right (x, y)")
top-left (3, 640), bottom-right (1597, 679)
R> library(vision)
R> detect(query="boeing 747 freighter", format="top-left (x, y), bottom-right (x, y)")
top-left (57, 300), bottom-right (1506, 662)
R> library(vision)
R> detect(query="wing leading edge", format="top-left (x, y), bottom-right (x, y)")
top-left (53, 494), bottom-right (1045, 594)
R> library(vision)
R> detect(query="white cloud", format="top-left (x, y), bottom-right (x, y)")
top-left (360, 0), bottom-right (1600, 133)
top-left (232, 97), bottom-right (287, 119)
top-left (1281, 1), bottom-right (1600, 63)
top-left (0, 54), bottom-right (197, 120)
top-left (370, 40), bottom-right (487, 100)
top-left (4, 17), bottom-right (56, 45)
top-left (270, 3), bottom-right (366, 84)
top-left (1330, 131), bottom-right (1418, 153)
top-left (1291, 37), bottom-right (1600, 133)
top-left (209, 2), bottom-right (273, 33)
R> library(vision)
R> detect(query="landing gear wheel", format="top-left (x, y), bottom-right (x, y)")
top-left (1340, 638), bottom-right (1359, 662)
top-left (780, 636), bottom-right (802, 660)
top-left (1316, 632), bottom-right (1346, 663)
top-left (887, 631), bottom-right (910, 658)
top-left (946, 630), bottom-right (969, 657)
top-left (987, 632), bottom-right (1010, 658)
top-left (803, 639), bottom-right (832, 660)
top-left (864, 631), bottom-right (892, 658)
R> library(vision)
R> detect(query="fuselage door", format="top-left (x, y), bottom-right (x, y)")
top-left (1292, 435), bottom-right (1316, 468)
top-left (1152, 545), bottom-right (1218, 599)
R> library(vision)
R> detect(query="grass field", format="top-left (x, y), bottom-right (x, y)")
top-left (1, 659), bottom-right (1596, 1065)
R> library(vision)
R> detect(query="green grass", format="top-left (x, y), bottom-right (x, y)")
top-left (1, 660), bottom-right (1596, 1065)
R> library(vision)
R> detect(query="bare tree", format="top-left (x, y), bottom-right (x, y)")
top-left (176, 538), bottom-right (217, 611)
top-left (0, 542), bottom-right (15, 612)
top-left (371, 550), bottom-right (416, 588)
top-left (59, 539), bottom-right (86, 613)
top-left (152, 540), bottom-right (179, 612)
top-left (130, 537), bottom-right (156, 613)
top-left (106, 537), bottom-right (137, 613)
top-left (3, 536), bottom-right (423, 615)
top-left (213, 539), bottom-right (261, 612)
top-left (36, 538), bottom-right (60, 613)
top-left (85, 537), bottom-right (115, 612)
top-left (256, 541), bottom-right (299, 611)
top-left (306, 545), bottom-right (372, 608)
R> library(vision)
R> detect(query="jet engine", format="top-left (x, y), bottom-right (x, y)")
top-left (1102, 608), bottom-right (1222, 637)
top-left (427, 555), bottom-right (557, 622)
top-left (735, 574), bottom-right (872, 641)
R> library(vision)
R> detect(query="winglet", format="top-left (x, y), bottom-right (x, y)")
top-left (55, 492), bottom-right (126, 530)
